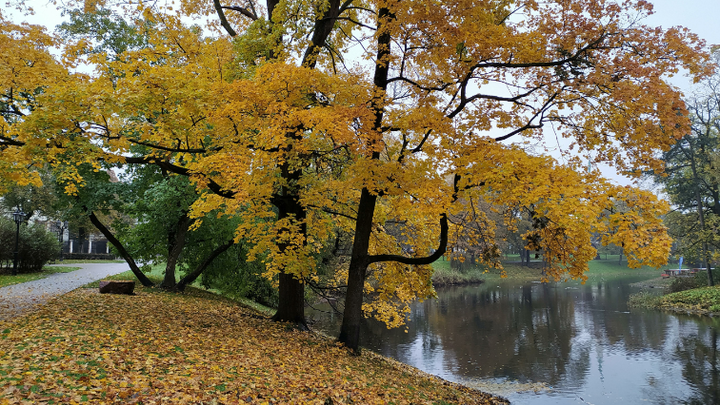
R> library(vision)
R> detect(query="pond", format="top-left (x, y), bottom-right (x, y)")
top-left (308, 274), bottom-right (720, 404)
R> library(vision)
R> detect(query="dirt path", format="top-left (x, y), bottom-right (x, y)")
top-left (0, 262), bottom-right (130, 321)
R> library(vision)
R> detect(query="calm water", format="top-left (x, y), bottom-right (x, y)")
top-left (309, 275), bottom-right (720, 404)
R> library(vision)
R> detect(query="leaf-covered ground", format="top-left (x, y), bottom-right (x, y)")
top-left (0, 287), bottom-right (508, 404)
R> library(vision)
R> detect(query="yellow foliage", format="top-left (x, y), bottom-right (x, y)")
top-left (0, 0), bottom-right (711, 330)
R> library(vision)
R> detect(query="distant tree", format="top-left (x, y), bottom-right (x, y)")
top-left (0, 170), bottom-right (59, 222)
top-left (653, 53), bottom-right (720, 285)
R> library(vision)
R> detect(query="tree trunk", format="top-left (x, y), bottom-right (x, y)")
top-left (688, 141), bottom-right (714, 286)
top-left (270, 155), bottom-right (309, 326)
top-left (209, 0), bottom-right (342, 325)
top-left (87, 211), bottom-right (155, 287)
top-left (272, 272), bottom-right (307, 328)
top-left (338, 5), bottom-right (394, 352)
top-left (338, 188), bottom-right (377, 352)
top-left (339, 189), bottom-right (453, 352)
top-left (177, 239), bottom-right (235, 291)
top-left (160, 213), bottom-right (193, 290)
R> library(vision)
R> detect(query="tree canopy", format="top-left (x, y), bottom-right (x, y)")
top-left (653, 51), bottom-right (720, 282)
top-left (1, 0), bottom-right (713, 350)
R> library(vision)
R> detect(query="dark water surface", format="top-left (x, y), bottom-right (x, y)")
top-left (309, 276), bottom-right (720, 404)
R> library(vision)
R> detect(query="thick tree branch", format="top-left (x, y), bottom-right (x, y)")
top-left (301, 0), bottom-right (342, 68)
top-left (213, 0), bottom-right (238, 36)
top-left (221, 5), bottom-right (258, 21)
top-left (367, 213), bottom-right (449, 265)
top-left (0, 135), bottom-right (24, 147)
top-left (124, 156), bottom-right (236, 199)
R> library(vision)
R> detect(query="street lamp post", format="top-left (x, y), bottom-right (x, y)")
top-left (12, 209), bottom-right (25, 276)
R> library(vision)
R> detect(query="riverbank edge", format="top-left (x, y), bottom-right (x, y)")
top-left (628, 284), bottom-right (720, 318)
top-left (207, 288), bottom-right (509, 404)
top-left (432, 276), bottom-right (486, 287)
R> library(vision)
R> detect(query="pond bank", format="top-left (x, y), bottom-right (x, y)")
top-left (431, 261), bottom-right (547, 287)
top-left (629, 284), bottom-right (720, 317)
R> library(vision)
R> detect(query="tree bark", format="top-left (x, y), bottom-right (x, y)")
top-left (272, 271), bottom-right (307, 328)
top-left (160, 213), bottom-right (194, 290)
top-left (338, 188), bottom-right (378, 351)
top-left (338, 4), bottom-right (401, 352)
top-left (269, 151), bottom-right (309, 326)
top-left (87, 211), bottom-right (155, 287)
top-left (264, 0), bottom-right (343, 327)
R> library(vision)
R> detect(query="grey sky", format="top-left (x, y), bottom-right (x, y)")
top-left (645, 0), bottom-right (719, 92)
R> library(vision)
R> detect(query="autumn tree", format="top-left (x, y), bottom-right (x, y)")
top-left (653, 54), bottom-right (720, 285)
top-left (0, 0), bottom-right (713, 352)
top-left (325, 0), bottom-right (708, 351)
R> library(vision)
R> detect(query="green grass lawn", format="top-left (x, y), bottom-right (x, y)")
top-left (52, 259), bottom-right (125, 264)
top-left (0, 266), bottom-right (81, 288)
top-left (433, 256), bottom-right (673, 286)
top-left (82, 262), bottom-right (167, 288)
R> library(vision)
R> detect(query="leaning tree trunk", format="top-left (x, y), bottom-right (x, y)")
top-left (338, 5), bottom-right (393, 352)
top-left (338, 189), bottom-right (378, 351)
top-left (88, 211), bottom-right (154, 287)
top-left (176, 239), bottom-right (235, 292)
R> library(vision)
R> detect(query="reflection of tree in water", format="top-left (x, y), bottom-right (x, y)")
top-left (579, 280), bottom-right (669, 353)
top-left (363, 283), bottom-right (587, 387)
top-left (322, 278), bottom-right (720, 404)
top-left (672, 323), bottom-right (720, 404)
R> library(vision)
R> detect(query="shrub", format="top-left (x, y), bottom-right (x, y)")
top-left (0, 218), bottom-right (59, 273)
top-left (659, 286), bottom-right (720, 312)
top-left (199, 243), bottom-right (279, 308)
top-left (668, 271), bottom-right (707, 293)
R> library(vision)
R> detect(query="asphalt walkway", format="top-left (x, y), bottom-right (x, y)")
top-left (0, 262), bottom-right (131, 321)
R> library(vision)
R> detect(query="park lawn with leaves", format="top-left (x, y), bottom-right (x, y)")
top-left (0, 287), bottom-right (507, 405)
top-left (657, 286), bottom-right (720, 314)
top-left (0, 266), bottom-right (81, 288)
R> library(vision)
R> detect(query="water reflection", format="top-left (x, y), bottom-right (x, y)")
top-left (308, 276), bottom-right (720, 404)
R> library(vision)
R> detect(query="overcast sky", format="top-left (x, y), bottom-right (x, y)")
top-left (644, 0), bottom-right (720, 91)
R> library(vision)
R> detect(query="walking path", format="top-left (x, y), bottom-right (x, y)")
top-left (0, 262), bottom-right (131, 321)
